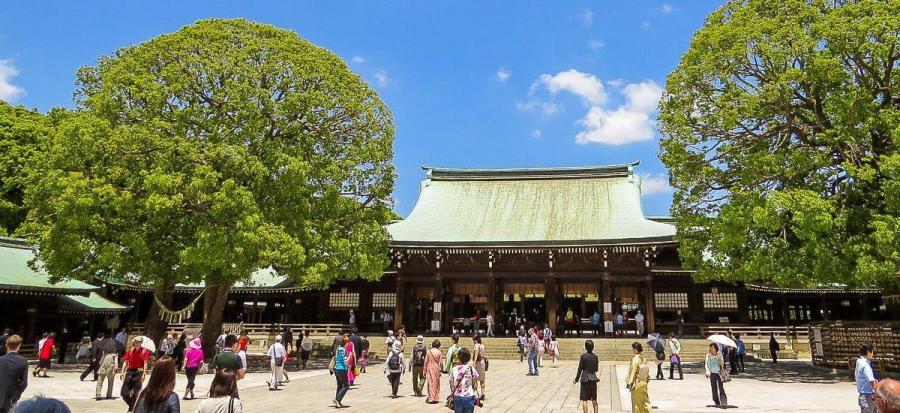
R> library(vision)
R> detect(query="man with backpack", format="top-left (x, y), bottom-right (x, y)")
top-left (410, 335), bottom-right (427, 397)
top-left (383, 340), bottom-right (405, 398)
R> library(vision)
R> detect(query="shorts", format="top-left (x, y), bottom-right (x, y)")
top-left (580, 381), bottom-right (597, 401)
top-left (38, 359), bottom-right (51, 369)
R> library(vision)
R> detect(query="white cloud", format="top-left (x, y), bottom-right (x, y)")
top-left (586, 39), bottom-right (605, 50)
top-left (575, 80), bottom-right (663, 146)
top-left (640, 21), bottom-right (651, 29)
top-left (580, 9), bottom-right (594, 26)
top-left (534, 69), bottom-right (607, 105)
top-left (495, 67), bottom-right (511, 82)
top-left (351, 56), bottom-right (366, 64)
top-left (530, 129), bottom-right (542, 139)
top-left (373, 69), bottom-right (393, 88)
top-left (607, 79), bottom-right (624, 88)
top-left (0, 59), bottom-right (25, 102)
top-left (639, 173), bottom-right (673, 196)
top-left (516, 99), bottom-right (561, 116)
top-left (661, 3), bottom-right (673, 13)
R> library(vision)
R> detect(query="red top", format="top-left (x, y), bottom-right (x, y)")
top-left (238, 336), bottom-right (248, 352)
top-left (38, 338), bottom-right (54, 360)
top-left (123, 347), bottom-right (151, 369)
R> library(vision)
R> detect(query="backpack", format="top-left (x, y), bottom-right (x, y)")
top-left (388, 351), bottom-right (401, 370)
top-left (412, 344), bottom-right (426, 366)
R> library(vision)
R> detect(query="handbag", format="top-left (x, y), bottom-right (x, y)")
top-left (328, 356), bottom-right (336, 372)
top-left (274, 356), bottom-right (284, 367)
top-left (484, 357), bottom-right (489, 372)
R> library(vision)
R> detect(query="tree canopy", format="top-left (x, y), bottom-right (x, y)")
top-left (658, 0), bottom-right (899, 289)
top-left (0, 102), bottom-right (48, 236)
top-left (22, 19), bottom-right (395, 347)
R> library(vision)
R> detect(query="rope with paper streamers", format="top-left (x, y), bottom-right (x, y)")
top-left (154, 287), bottom-right (207, 323)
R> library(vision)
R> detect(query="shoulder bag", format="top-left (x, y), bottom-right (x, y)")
top-left (445, 367), bottom-right (465, 410)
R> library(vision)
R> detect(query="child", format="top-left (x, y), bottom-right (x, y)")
top-left (548, 336), bottom-right (559, 367)
top-left (359, 335), bottom-right (370, 373)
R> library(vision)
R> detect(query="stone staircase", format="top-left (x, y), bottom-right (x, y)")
top-left (247, 336), bottom-right (717, 363)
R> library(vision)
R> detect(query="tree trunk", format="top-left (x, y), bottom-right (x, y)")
top-left (200, 284), bottom-right (231, 360)
top-left (144, 284), bottom-right (174, 345)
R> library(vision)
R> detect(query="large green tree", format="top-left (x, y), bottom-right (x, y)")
top-left (22, 19), bottom-right (395, 353)
top-left (0, 102), bottom-right (48, 236)
top-left (658, 0), bottom-right (899, 290)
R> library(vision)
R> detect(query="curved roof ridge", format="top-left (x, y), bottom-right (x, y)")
top-left (423, 162), bottom-right (640, 181)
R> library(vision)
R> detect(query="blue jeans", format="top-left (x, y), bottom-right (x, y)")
top-left (528, 351), bottom-right (539, 375)
top-left (454, 395), bottom-right (475, 413)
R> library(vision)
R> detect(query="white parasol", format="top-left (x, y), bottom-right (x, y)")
top-left (136, 336), bottom-right (157, 353)
top-left (707, 334), bottom-right (736, 348)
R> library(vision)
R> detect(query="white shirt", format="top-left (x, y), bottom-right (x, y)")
top-left (267, 342), bottom-right (286, 360)
top-left (486, 315), bottom-right (493, 325)
top-left (635, 313), bottom-right (645, 323)
top-left (450, 365), bottom-right (479, 397)
top-left (668, 338), bottom-right (682, 355)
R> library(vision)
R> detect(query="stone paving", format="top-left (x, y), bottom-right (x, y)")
top-left (21, 359), bottom-right (858, 412)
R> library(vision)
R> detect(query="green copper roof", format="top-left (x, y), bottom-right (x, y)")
top-left (108, 267), bottom-right (307, 293)
top-left (388, 162), bottom-right (676, 245)
top-left (58, 292), bottom-right (129, 314)
top-left (0, 238), bottom-right (99, 295)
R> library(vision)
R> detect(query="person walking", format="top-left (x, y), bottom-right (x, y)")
top-left (0, 335), bottom-right (28, 413)
top-left (94, 335), bottom-right (118, 400)
top-left (768, 332), bottom-right (780, 364)
top-left (855, 344), bottom-right (878, 413)
top-left (667, 333), bottom-right (683, 380)
top-left (120, 337), bottom-right (151, 412)
top-left (410, 336), bottom-right (427, 397)
top-left (212, 335), bottom-right (245, 381)
top-left (573, 339), bottom-right (599, 413)
top-left (734, 334), bottom-right (745, 373)
top-left (654, 340), bottom-right (666, 380)
top-left (330, 335), bottom-right (350, 408)
top-left (359, 335), bottom-right (370, 373)
top-left (425, 339), bottom-right (444, 404)
top-left (115, 328), bottom-right (128, 350)
top-left (485, 312), bottom-right (494, 337)
top-left (526, 329), bottom-right (539, 376)
top-left (171, 334), bottom-right (186, 371)
top-left (343, 332), bottom-right (357, 386)
top-left (80, 332), bottom-right (105, 381)
top-left (625, 342), bottom-right (651, 413)
top-left (472, 335), bottom-right (487, 401)
top-left (75, 334), bottom-right (92, 363)
top-left (444, 334), bottom-right (461, 374)
top-left (33, 332), bottom-right (54, 378)
top-left (56, 328), bottom-right (69, 365)
top-left (536, 330), bottom-right (546, 368)
top-left (548, 336), bottom-right (560, 367)
top-left (266, 335), bottom-right (287, 391)
top-left (196, 369), bottom-right (242, 413)
top-left (182, 338), bottom-right (203, 400)
top-left (516, 331), bottom-right (527, 363)
top-left (131, 356), bottom-right (179, 413)
top-left (675, 310), bottom-right (684, 338)
top-left (635, 311), bottom-right (645, 337)
top-left (705, 343), bottom-right (728, 408)
top-left (299, 331), bottom-right (312, 370)
top-left (158, 333), bottom-right (176, 358)
top-left (614, 313), bottom-right (625, 337)
top-left (590, 311), bottom-right (601, 337)
top-left (449, 348), bottom-right (479, 413)
top-left (384, 340), bottom-right (405, 398)
top-left (331, 331), bottom-right (343, 358)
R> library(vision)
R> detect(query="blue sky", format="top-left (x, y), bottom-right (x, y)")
top-left (0, 1), bottom-right (721, 217)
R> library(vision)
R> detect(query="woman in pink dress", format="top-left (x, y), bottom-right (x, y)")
top-left (424, 339), bottom-right (444, 404)
top-left (344, 334), bottom-right (356, 385)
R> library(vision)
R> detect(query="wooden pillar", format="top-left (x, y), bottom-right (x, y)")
top-left (644, 280), bottom-right (655, 334)
top-left (487, 274), bottom-right (497, 325)
top-left (860, 295), bottom-right (869, 321)
top-left (819, 295), bottom-right (829, 321)
top-left (546, 277), bottom-right (558, 331)
top-left (394, 279), bottom-right (404, 331)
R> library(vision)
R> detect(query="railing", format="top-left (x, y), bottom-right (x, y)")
top-left (128, 322), bottom-right (353, 338)
top-left (700, 325), bottom-right (809, 341)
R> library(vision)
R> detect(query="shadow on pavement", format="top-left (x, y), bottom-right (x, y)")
top-left (678, 360), bottom-right (849, 384)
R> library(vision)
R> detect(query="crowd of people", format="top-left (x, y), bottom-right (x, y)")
top-left (0, 325), bottom-right (896, 412)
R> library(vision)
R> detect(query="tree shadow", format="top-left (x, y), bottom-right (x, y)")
top-left (679, 360), bottom-right (849, 384)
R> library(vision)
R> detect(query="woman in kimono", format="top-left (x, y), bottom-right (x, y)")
top-left (424, 339), bottom-right (444, 404)
top-left (626, 342), bottom-right (651, 413)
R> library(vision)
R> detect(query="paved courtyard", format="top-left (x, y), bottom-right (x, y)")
top-left (23, 359), bottom-right (858, 412)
